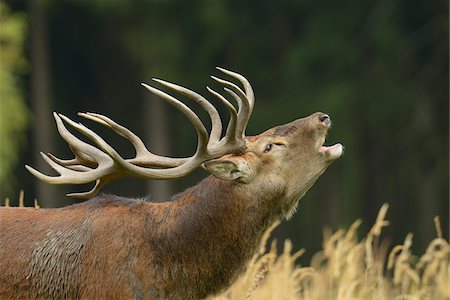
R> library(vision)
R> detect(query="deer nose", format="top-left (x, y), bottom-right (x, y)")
top-left (319, 114), bottom-right (331, 125)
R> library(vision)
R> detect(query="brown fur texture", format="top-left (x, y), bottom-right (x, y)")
top-left (0, 112), bottom-right (341, 299)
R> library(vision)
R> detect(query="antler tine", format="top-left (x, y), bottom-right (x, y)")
top-left (152, 79), bottom-right (223, 146)
top-left (45, 142), bottom-right (97, 169)
top-left (46, 154), bottom-right (86, 167)
top-left (210, 74), bottom-right (251, 138)
top-left (45, 153), bottom-right (101, 174)
top-left (57, 114), bottom-right (125, 165)
top-left (67, 179), bottom-right (103, 199)
top-left (79, 112), bottom-right (149, 157)
top-left (57, 114), bottom-right (191, 180)
top-left (25, 153), bottom-right (67, 184)
top-left (26, 114), bottom-right (118, 185)
top-left (46, 153), bottom-right (95, 171)
top-left (25, 152), bottom-right (95, 185)
top-left (54, 113), bottom-right (111, 165)
top-left (141, 83), bottom-right (209, 155)
top-left (67, 175), bottom-right (122, 199)
top-left (206, 86), bottom-right (238, 143)
top-left (217, 67), bottom-right (254, 112)
top-left (55, 114), bottom-right (191, 181)
top-left (79, 112), bottom-right (188, 168)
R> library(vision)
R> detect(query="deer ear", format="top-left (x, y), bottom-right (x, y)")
top-left (203, 158), bottom-right (249, 181)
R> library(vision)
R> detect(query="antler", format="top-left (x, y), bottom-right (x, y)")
top-left (26, 67), bottom-right (255, 198)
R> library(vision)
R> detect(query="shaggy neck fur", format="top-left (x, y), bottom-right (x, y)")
top-left (144, 176), bottom-right (284, 299)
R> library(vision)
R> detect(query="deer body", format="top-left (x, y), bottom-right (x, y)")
top-left (1, 177), bottom-right (286, 299)
top-left (1, 69), bottom-right (343, 299)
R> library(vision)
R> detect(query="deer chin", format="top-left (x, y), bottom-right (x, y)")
top-left (320, 143), bottom-right (343, 161)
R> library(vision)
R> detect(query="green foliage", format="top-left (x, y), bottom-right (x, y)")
top-left (5, 0), bottom-right (448, 253)
top-left (0, 1), bottom-right (29, 195)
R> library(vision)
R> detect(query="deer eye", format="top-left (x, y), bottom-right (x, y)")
top-left (264, 144), bottom-right (273, 153)
top-left (264, 142), bottom-right (285, 153)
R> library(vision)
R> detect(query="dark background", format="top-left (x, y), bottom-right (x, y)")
top-left (2, 0), bottom-right (448, 263)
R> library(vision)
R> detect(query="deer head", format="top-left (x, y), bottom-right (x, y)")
top-left (26, 68), bottom-right (342, 204)
top-left (205, 112), bottom-right (342, 219)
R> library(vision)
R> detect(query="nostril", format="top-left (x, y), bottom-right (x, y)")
top-left (319, 114), bottom-right (330, 124)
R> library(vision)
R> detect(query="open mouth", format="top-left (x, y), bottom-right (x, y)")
top-left (317, 114), bottom-right (343, 160)
top-left (320, 143), bottom-right (344, 160)
top-left (318, 133), bottom-right (344, 161)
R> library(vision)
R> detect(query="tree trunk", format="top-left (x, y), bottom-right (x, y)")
top-left (29, 1), bottom-right (58, 207)
top-left (144, 92), bottom-right (173, 201)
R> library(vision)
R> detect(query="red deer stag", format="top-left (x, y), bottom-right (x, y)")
top-left (0, 68), bottom-right (343, 299)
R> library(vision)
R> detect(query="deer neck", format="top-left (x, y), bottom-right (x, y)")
top-left (173, 176), bottom-right (282, 246)
top-left (150, 176), bottom-right (283, 298)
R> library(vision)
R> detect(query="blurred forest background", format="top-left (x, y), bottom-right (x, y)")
top-left (1, 0), bottom-right (448, 263)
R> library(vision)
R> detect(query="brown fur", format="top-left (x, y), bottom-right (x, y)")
top-left (0, 112), bottom-right (341, 299)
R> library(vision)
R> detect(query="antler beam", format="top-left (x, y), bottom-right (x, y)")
top-left (26, 67), bottom-right (255, 198)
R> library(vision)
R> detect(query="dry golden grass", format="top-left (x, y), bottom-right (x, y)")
top-left (1, 190), bottom-right (40, 208)
top-left (212, 204), bottom-right (449, 300)
top-left (3, 195), bottom-right (447, 299)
